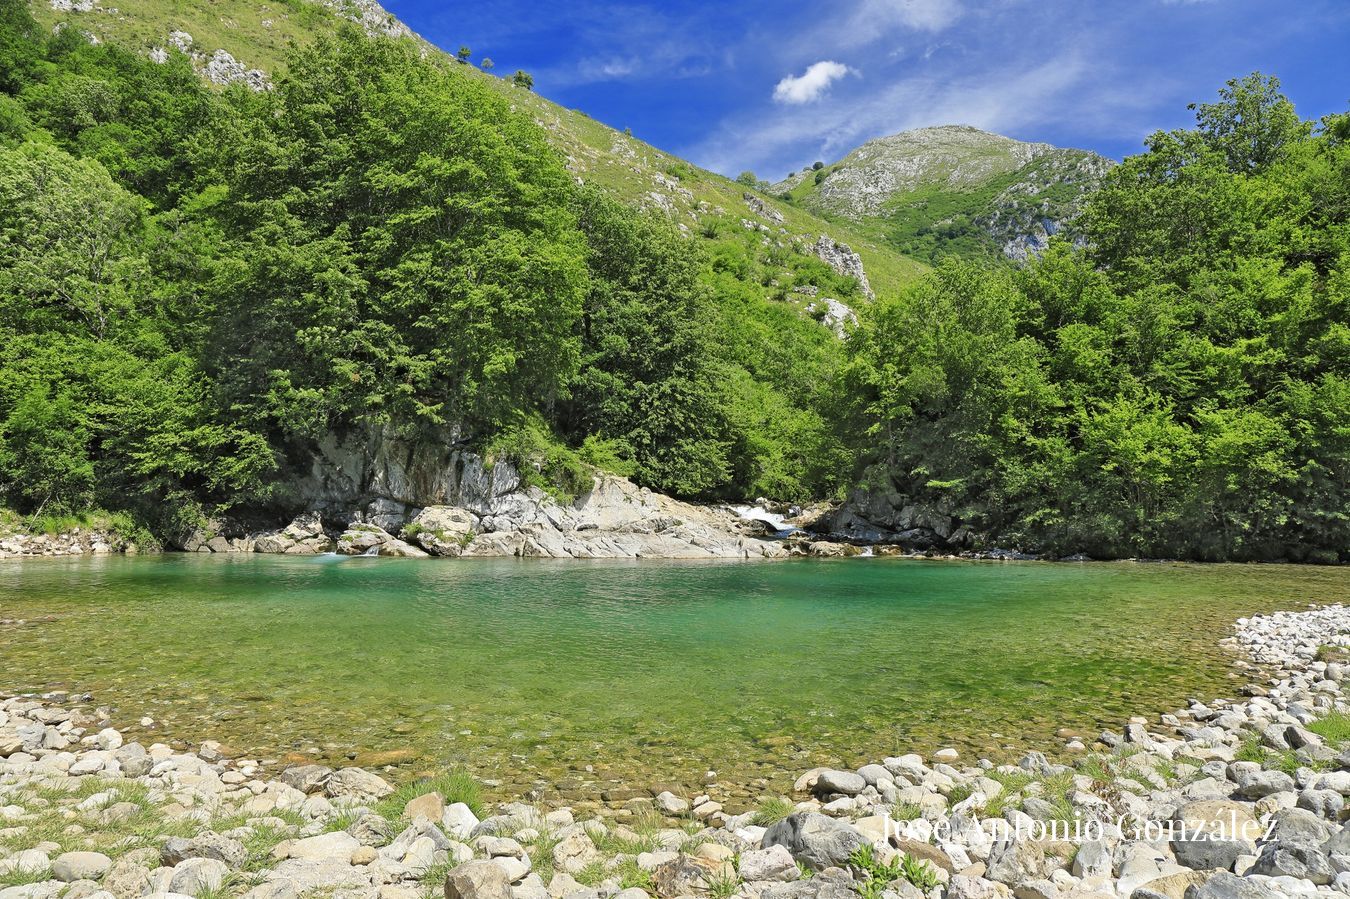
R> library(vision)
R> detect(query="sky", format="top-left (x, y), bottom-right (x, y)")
top-left (382, 0), bottom-right (1350, 180)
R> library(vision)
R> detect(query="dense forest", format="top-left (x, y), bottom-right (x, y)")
top-left (0, 0), bottom-right (1346, 561)
top-left (0, 0), bottom-right (851, 541)
top-left (842, 76), bottom-right (1350, 562)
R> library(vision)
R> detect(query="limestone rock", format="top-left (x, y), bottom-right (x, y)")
top-left (52, 852), bottom-right (112, 882)
top-left (761, 812), bottom-right (866, 872)
top-left (444, 860), bottom-right (513, 899)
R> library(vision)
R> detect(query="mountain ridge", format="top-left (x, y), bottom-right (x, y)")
top-left (775, 124), bottom-right (1113, 263)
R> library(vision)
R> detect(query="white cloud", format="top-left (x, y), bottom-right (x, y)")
top-left (694, 50), bottom-right (1107, 176)
top-left (772, 61), bottom-right (856, 104)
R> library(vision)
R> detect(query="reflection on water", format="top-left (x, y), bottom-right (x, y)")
top-left (1, 554), bottom-right (1342, 806)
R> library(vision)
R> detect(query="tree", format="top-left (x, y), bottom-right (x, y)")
top-left (480, 57), bottom-right (494, 71)
top-left (511, 69), bottom-right (533, 90)
top-left (200, 30), bottom-right (587, 438)
top-left (561, 189), bottom-right (732, 496)
top-left (0, 142), bottom-right (146, 338)
top-left (456, 45), bottom-right (471, 64)
top-left (0, 386), bottom-right (94, 512)
top-left (1189, 72), bottom-right (1305, 173)
top-left (735, 170), bottom-right (757, 187)
top-left (812, 160), bottom-right (824, 170)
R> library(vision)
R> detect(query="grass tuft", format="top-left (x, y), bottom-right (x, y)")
top-left (751, 797), bottom-right (794, 827)
top-left (1309, 712), bottom-right (1350, 746)
top-left (374, 769), bottom-right (483, 821)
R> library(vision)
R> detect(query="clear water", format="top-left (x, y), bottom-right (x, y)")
top-left (1, 554), bottom-right (1344, 808)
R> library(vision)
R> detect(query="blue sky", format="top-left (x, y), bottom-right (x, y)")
top-left (383, 0), bottom-right (1350, 179)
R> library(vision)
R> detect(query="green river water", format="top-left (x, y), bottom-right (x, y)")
top-left (1, 554), bottom-right (1344, 808)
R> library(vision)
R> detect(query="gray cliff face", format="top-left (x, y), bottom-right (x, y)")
top-left (807, 126), bottom-right (1054, 219)
top-left (186, 426), bottom-right (785, 560)
top-left (809, 236), bottom-right (875, 300)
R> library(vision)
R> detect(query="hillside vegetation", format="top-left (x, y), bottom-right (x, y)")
top-left (27, 0), bottom-right (926, 300)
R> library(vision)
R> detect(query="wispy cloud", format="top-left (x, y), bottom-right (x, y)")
top-left (395, 0), bottom-right (1350, 178)
top-left (773, 61), bottom-right (857, 104)
top-left (863, 0), bottom-right (965, 32)
top-left (690, 49), bottom-right (1099, 177)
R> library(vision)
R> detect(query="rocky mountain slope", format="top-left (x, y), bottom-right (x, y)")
top-left (775, 125), bottom-right (1113, 264)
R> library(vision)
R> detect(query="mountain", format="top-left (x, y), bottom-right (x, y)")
top-left (774, 125), bottom-right (1113, 264)
top-left (28, 0), bottom-right (927, 305)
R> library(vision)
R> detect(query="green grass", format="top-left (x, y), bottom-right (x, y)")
top-left (614, 857), bottom-right (654, 892)
top-left (890, 802), bottom-right (922, 822)
top-left (982, 769), bottom-right (1034, 818)
top-left (751, 797), bottom-right (794, 827)
top-left (29, 0), bottom-right (346, 75)
top-left (1309, 712), bottom-right (1350, 746)
top-left (1234, 735), bottom-right (1325, 775)
top-left (1153, 758), bottom-right (1180, 784)
top-left (945, 783), bottom-right (974, 806)
top-left (0, 506), bottom-right (155, 548)
top-left (586, 820), bottom-right (662, 856)
top-left (573, 860), bottom-right (609, 887)
top-left (1032, 772), bottom-right (1076, 824)
top-left (419, 859), bottom-right (460, 899)
top-left (781, 140), bottom-right (1104, 267)
top-left (325, 807), bottom-right (366, 833)
top-left (848, 844), bottom-right (900, 899)
top-left (0, 865), bottom-right (54, 888)
top-left (1235, 736), bottom-right (1266, 763)
top-left (373, 769), bottom-right (483, 821)
top-left (706, 870), bottom-right (739, 899)
top-left (237, 824), bottom-right (296, 872)
top-left (898, 854), bottom-right (941, 891)
top-left (1315, 645), bottom-right (1349, 663)
top-left (520, 827), bottom-right (561, 883)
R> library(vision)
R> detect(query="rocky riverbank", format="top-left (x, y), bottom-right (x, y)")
top-left (4, 606), bottom-right (1350, 898)
top-left (0, 529), bottom-right (137, 561)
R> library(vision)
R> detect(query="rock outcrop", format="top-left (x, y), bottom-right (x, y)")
top-left (815, 471), bottom-right (970, 550)
top-left (775, 125), bottom-right (1112, 262)
top-left (809, 235), bottom-right (875, 300)
top-left (182, 426), bottom-right (786, 560)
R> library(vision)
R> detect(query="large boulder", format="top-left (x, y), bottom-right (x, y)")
top-left (984, 838), bottom-right (1050, 886)
top-left (1263, 807), bottom-right (1333, 848)
top-left (280, 765), bottom-right (333, 795)
top-left (738, 845), bottom-right (799, 883)
top-left (1171, 835), bottom-right (1250, 872)
top-left (169, 858), bottom-right (228, 895)
top-left (1183, 871), bottom-right (1292, 898)
top-left (325, 767), bottom-right (394, 802)
top-left (407, 507), bottom-right (477, 556)
top-left (1248, 842), bottom-right (1334, 884)
top-left (161, 832), bottom-right (246, 868)
top-left (1233, 769), bottom-right (1294, 799)
top-left (812, 770), bottom-right (866, 796)
top-left (286, 831), bottom-right (360, 862)
top-left (445, 860), bottom-right (513, 899)
top-left (761, 813), bottom-right (866, 872)
top-left (1173, 801), bottom-right (1261, 841)
top-left (651, 855), bottom-right (733, 899)
top-left (52, 852), bottom-right (112, 882)
top-left (759, 868), bottom-right (856, 899)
